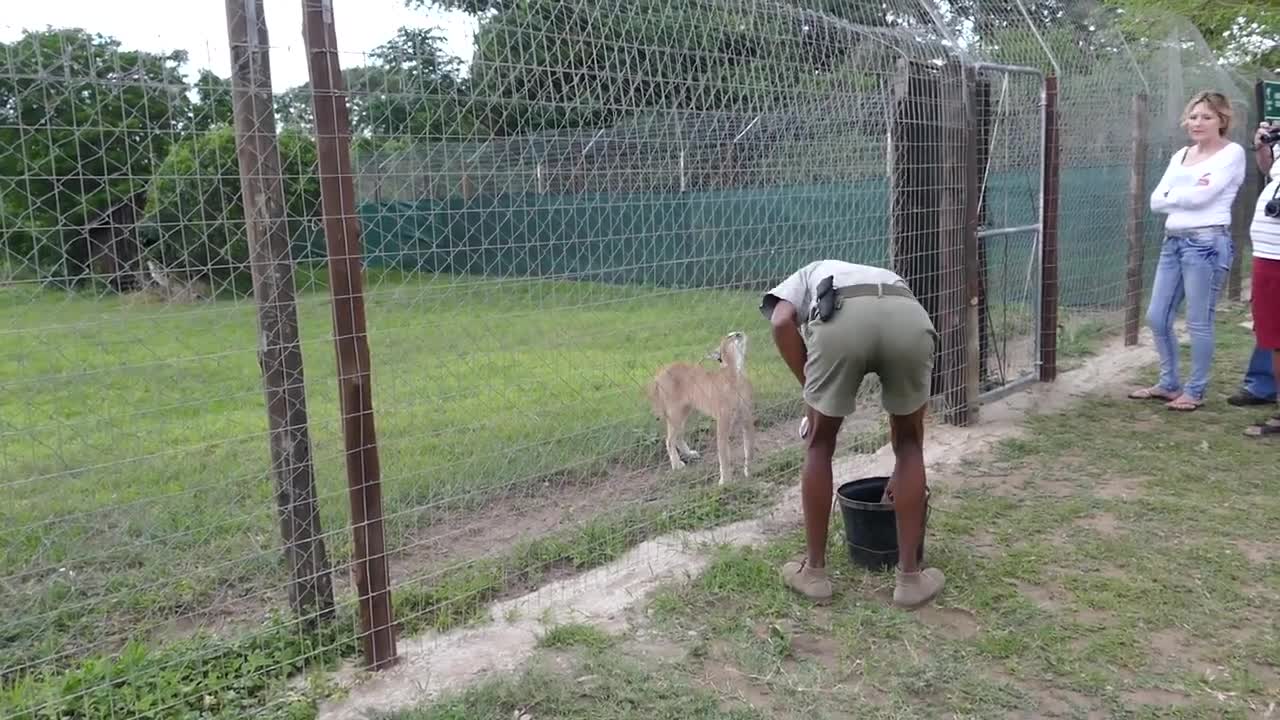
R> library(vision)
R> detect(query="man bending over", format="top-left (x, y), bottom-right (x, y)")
top-left (760, 259), bottom-right (945, 609)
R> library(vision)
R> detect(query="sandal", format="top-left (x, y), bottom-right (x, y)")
top-left (1165, 395), bottom-right (1203, 412)
top-left (1129, 386), bottom-right (1179, 401)
top-left (1243, 415), bottom-right (1280, 438)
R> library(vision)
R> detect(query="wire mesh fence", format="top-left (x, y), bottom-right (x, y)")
top-left (0, 0), bottom-right (1274, 717)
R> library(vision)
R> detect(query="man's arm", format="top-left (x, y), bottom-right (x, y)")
top-left (1256, 123), bottom-right (1275, 176)
top-left (1257, 145), bottom-right (1275, 176)
top-left (769, 299), bottom-right (807, 387)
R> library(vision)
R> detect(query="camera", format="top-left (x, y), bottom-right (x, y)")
top-left (1265, 126), bottom-right (1280, 146)
top-left (1268, 196), bottom-right (1280, 219)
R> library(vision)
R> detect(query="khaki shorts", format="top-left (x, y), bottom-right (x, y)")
top-left (800, 288), bottom-right (937, 417)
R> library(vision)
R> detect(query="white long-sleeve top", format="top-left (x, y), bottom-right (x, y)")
top-left (1149, 142), bottom-right (1246, 232)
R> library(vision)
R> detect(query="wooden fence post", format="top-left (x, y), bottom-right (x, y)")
top-left (301, 0), bottom-right (397, 670)
top-left (1125, 92), bottom-right (1149, 346)
top-left (225, 0), bottom-right (334, 626)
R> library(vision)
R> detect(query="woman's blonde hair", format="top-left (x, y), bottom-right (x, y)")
top-left (1182, 91), bottom-right (1233, 136)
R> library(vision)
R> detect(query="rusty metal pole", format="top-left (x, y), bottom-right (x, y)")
top-left (300, 0), bottom-right (397, 670)
top-left (961, 65), bottom-right (982, 423)
top-left (1039, 75), bottom-right (1060, 383)
top-left (225, 0), bottom-right (335, 627)
top-left (1125, 93), bottom-right (1149, 346)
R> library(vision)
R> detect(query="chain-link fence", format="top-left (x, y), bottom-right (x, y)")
top-left (1, 0), bottom-right (1273, 717)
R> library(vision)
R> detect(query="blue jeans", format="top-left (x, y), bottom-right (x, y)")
top-left (1242, 345), bottom-right (1278, 400)
top-left (1146, 228), bottom-right (1233, 401)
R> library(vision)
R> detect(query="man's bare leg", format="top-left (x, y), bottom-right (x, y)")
top-left (781, 406), bottom-right (842, 602)
top-left (801, 408), bottom-right (843, 569)
top-left (887, 404), bottom-right (944, 608)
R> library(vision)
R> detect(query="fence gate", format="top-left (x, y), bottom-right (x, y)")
top-left (971, 62), bottom-right (1054, 403)
top-left (888, 59), bottom-right (1056, 423)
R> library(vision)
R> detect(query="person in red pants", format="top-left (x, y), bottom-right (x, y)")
top-left (1245, 121), bottom-right (1280, 438)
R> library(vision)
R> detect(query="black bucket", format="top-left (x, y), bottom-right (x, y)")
top-left (835, 476), bottom-right (929, 571)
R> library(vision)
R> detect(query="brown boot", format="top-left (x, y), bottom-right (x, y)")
top-left (892, 567), bottom-right (945, 609)
top-left (781, 559), bottom-right (833, 603)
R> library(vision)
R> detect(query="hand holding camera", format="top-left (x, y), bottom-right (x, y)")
top-left (1258, 121), bottom-right (1280, 148)
top-left (1262, 123), bottom-right (1280, 220)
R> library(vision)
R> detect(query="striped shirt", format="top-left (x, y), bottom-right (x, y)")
top-left (1252, 145), bottom-right (1280, 261)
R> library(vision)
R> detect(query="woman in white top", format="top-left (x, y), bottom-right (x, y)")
top-left (1128, 91), bottom-right (1246, 411)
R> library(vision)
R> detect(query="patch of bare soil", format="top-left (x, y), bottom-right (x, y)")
top-left (1122, 688), bottom-right (1192, 708)
top-left (1014, 580), bottom-right (1064, 612)
top-left (700, 640), bottom-right (781, 712)
top-left (938, 463), bottom-right (1034, 497)
top-left (388, 416), bottom-right (801, 591)
top-left (752, 620), bottom-right (844, 675)
top-left (963, 530), bottom-right (1003, 557)
top-left (620, 637), bottom-right (689, 664)
top-left (1096, 474), bottom-right (1145, 500)
top-left (1146, 627), bottom-right (1225, 678)
top-left (1074, 512), bottom-right (1120, 535)
top-left (1027, 689), bottom-right (1106, 718)
top-left (159, 416), bottom-right (802, 645)
top-left (914, 606), bottom-right (980, 640)
top-left (1234, 540), bottom-right (1276, 565)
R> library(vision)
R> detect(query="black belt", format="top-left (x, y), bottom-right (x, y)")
top-left (834, 283), bottom-right (915, 300)
top-left (810, 282), bottom-right (915, 321)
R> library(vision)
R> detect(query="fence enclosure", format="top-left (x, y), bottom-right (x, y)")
top-left (0, 0), bottom-right (1274, 716)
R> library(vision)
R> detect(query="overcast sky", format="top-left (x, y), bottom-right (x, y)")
top-left (1, 0), bottom-right (479, 91)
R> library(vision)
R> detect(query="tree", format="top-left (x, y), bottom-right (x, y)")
top-left (0, 28), bottom-right (190, 285)
top-left (1101, 0), bottom-right (1278, 69)
top-left (191, 70), bottom-right (234, 131)
top-left (273, 28), bottom-right (472, 153)
top-left (463, 0), bottom-right (896, 136)
top-left (351, 28), bottom-right (474, 140)
top-left (141, 126), bottom-right (321, 294)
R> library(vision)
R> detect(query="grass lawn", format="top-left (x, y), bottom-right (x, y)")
top-left (394, 304), bottom-right (1280, 719)
top-left (0, 262), bottom-right (1113, 718)
top-left (0, 268), bottom-right (801, 679)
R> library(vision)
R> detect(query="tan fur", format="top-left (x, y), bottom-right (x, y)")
top-left (646, 331), bottom-right (755, 485)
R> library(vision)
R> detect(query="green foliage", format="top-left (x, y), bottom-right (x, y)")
top-left (0, 28), bottom-right (189, 284)
top-left (141, 126), bottom-right (321, 291)
top-left (466, 0), bottom-right (883, 135)
top-left (1102, 0), bottom-right (1279, 68)
top-left (272, 27), bottom-right (474, 154)
top-left (356, 28), bottom-right (473, 138)
top-left (192, 70), bottom-right (234, 132)
top-left (0, 613), bottom-right (350, 720)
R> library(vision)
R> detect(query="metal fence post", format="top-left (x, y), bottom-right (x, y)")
top-left (1039, 75), bottom-right (1061, 382)
top-left (1125, 92), bottom-right (1149, 346)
